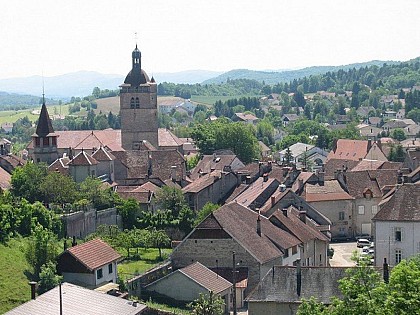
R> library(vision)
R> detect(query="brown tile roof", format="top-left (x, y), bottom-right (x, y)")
top-left (0, 166), bottom-right (11, 190)
top-left (179, 262), bottom-right (232, 294)
top-left (232, 177), bottom-right (279, 209)
top-left (67, 150), bottom-right (98, 166)
top-left (182, 170), bottom-right (224, 193)
top-left (158, 129), bottom-right (183, 147)
top-left (234, 112), bottom-right (258, 122)
top-left (92, 146), bottom-right (115, 161)
top-left (324, 158), bottom-right (359, 178)
top-left (269, 210), bottom-right (329, 243)
top-left (66, 239), bottom-right (121, 271)
top-left (345, 170), bottom-right (398, 199)
top-left (213, 202), bottom-right (301, 263)
top-left (5, 282), bottom-right (146, 315)
top-left (48, 157), bottom-right (70, 175)
top-left (225, 184), bottom-right (249, 203)
top-left (373, 183), bottom-right (420, 221)
top-left (305, 180), bottom-right (353, 202)
top-left (191, 154), bottom-right (244, 180)
top-left (327, 139), bottom-right (369, 161)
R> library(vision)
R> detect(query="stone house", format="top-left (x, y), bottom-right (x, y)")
top-left (232, 112), bottom-right (259, 124)
top-left (145, 262), bottom-right (232, 314)
top-left (171, 202), bottom-right (301, 293)
top-left (344, 170), bottom-right (398, 237)
top-left (372, 182), bottom-right (420, 267)
top-left (57, 239), bottom-right (121, 288)
top-left (190, 152), bottom-right (245, 180)
top-left (327, 139), bottom-right (387, 163)
top-left (304, 180), bottom-right (355, 240)
top-left (68, 150), bottom-right (98, 183)
top-left (281, 114), bottom-right (299, 127)
top-left (182, 169), bottom-right (238, 211)
top-left (247, 265), bottom-right (347, 315)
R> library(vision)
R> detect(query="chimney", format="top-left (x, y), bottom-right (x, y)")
top-left (282, 167), bottom-right (289, 178)
top-left (282, 208), bottom-right (288, 217)
top-left (263, 173), bottom-right (268, 182)
top-left (29, 281), bottom-right (37, 300)
top-left (296, 259), bottom-right (302, 296)
top-left (383, 258), bottom-right (389, 283)
top-left (171, 165), bottom-right (177, 182)
top-left (259, 161), bottom-right (263, 176)
top-left (367, 138), bottom-right (372, 152)
top-left (298, 178), bottom-right (304, 191)
top-left (72, 236), bottom-right (77, 247)
top-left (318, 171), bottom-right (325, 185)
top-left (256, 215), bottom-right (261, 236)
top-left (271, 196), bottom-right (276, 208)
top-left (299, 210), bottom-right (306, 223)
top-left (63, 239), bottom-right (68, 251)
top-left (147, 153), bottom-right (153, 177)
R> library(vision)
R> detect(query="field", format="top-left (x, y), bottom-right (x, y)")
top-left (0, 238), bottom-right (31, 314)
top-left (0, 104), bottom-right (70, 125)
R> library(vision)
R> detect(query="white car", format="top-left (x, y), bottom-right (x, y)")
top-left (357, 238), bottom-right (371, 248)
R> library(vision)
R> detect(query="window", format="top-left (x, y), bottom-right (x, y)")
top-left (284, 248), bottom-right (289, 258)
top-left (395, 249), bottom-right (402, 264)
top-left (97, 268), bottom-right (103, 280)
top-left (395, 227), bottom-right (402, 242)
top-left (43, 137), bottom-right (49, 146)
top-left (135, 97), bottom-right (140, 109)
top-left (371, 205), bottom-right (378, 215)
top-left (35, 138), bottom-right (40, 147)
top-left (108, 263), bottom-right (113, 274)
top-left (339, 211), bottom-right (345, 220)
top-left (358, 205), bottom-right (365, 215)
top-left (292, 245), bottom-right (297, 255)
top-left (130, 98), bottom-right (135, 109)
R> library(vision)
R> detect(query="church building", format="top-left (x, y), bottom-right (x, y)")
top-left (27, 45), bottom-right (186, 187)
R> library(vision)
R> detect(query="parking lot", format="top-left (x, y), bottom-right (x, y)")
top-left (329, 242), bottom-right (358, 267)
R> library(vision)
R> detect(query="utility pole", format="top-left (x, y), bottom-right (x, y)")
top-left (232, 251), bottom-right (237, 315)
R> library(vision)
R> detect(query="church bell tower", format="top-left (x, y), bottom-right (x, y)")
top-left (120, 45), bottom-right (158, 150)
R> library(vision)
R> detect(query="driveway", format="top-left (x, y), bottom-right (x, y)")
top-left (329, 242), bottom-right (357, 267)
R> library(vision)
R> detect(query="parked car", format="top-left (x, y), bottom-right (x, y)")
top-left (357, 238), bottom-right (371, 248)
top-left (355, 234), bottom-right (371, 241)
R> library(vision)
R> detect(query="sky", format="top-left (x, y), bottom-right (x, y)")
top-left (1, 0), bottom-right (419, 79)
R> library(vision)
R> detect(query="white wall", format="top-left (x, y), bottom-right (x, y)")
top-left (374, 221), bottom-right (420, 266)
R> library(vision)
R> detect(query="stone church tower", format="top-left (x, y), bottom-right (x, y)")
top-left (31, 97), bottom-right (59, 164)
top-left (120, 45), bottom-right (158, 150)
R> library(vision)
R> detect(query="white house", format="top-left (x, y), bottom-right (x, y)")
top-left (372, 183), bottom-right (420, 267)
top-left (57, 238), bottom-right (121, 288)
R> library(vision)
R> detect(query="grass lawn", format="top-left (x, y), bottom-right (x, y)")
top-left (117, 248), bottom-right (172, 281)
top-left (0, 104), bottom-right (70, 125)
top-left (0, 238), bottom-right (32, 314)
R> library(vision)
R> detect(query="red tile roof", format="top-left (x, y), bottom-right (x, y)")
top-left (327, 139), bottom-right (369, 161)
top-left (0, 166), bottom-right (11, 190)
top-left (67, 150), bottom-right (98, 166)
top-left (66, 239), bottom-right (121, 271)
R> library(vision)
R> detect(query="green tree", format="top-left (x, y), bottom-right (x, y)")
top-left (145, 227), bottom-right (170, 260)
top-left (390, 128), bottom-right (406, 141)
top-left (40, 171), bottom-right (78, 205)
top-left (11, 163), bottom-right (48, 203)
top-left (177, 206), bottom-right (195, 235)
top-left (25, 224), bottom-right (59, 279)
top-left (188, 291), bottom-right (225, 315)
top-left (194, 202), bottom-right (219, 226)
top-left (38, 262), bottom-right (62, 294)
top-left (155, 186), bottom-right (187, 217)
top-left (117, 198), bottom-right (140, 229)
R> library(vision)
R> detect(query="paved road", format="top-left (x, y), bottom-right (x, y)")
top-left (329, 242), bottom-right (357, 267)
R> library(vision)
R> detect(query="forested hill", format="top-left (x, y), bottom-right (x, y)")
top-left (203, 60), bottom-right (400, 85)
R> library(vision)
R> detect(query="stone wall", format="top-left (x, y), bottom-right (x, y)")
top-left (127, 261), bottom-right (172, 298)
top-left (62, 208), bottom-right (121, 239)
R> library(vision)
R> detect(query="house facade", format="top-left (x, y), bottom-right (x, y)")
top-left (57, 239), bottom-right (121, 288)
top-left (373, 183), bottom-right (420, 267)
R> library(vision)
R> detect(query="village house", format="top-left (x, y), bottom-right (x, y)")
top-left (182, 169), bottom-right (238, 211)
top-left (190, 151), bottom-right (245, 180)
top-left (372, 181), bottom-right (420, 267)
top-left (171, 202), bottom-right (302, 293)
top-left (57, 238), bottom-right (121, 288)
top-left (281, 113), bottom-right (299, 127)
top-left (278, 142), bottom-right (328, 171)
top-left (144, 262), bottom-right (232, 314)
top-left (232, 112), bottom-right (259, 124)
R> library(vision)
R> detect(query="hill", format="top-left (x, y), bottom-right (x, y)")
top-left (203, 60), bottom-right (400, 85)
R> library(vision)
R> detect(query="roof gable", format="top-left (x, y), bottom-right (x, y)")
top-left (64, 239), bottom-right (121, 271)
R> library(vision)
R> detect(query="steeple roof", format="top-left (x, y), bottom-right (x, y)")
top-left (35, 103), bottom-right (55, 137)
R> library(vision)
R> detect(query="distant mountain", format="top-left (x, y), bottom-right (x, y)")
top-left (0, 70), bottom-right (224, 99)
top-left (202, 60), bottom-right (400, 85)
top-left (153, 70), bottom-right (224, 84)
